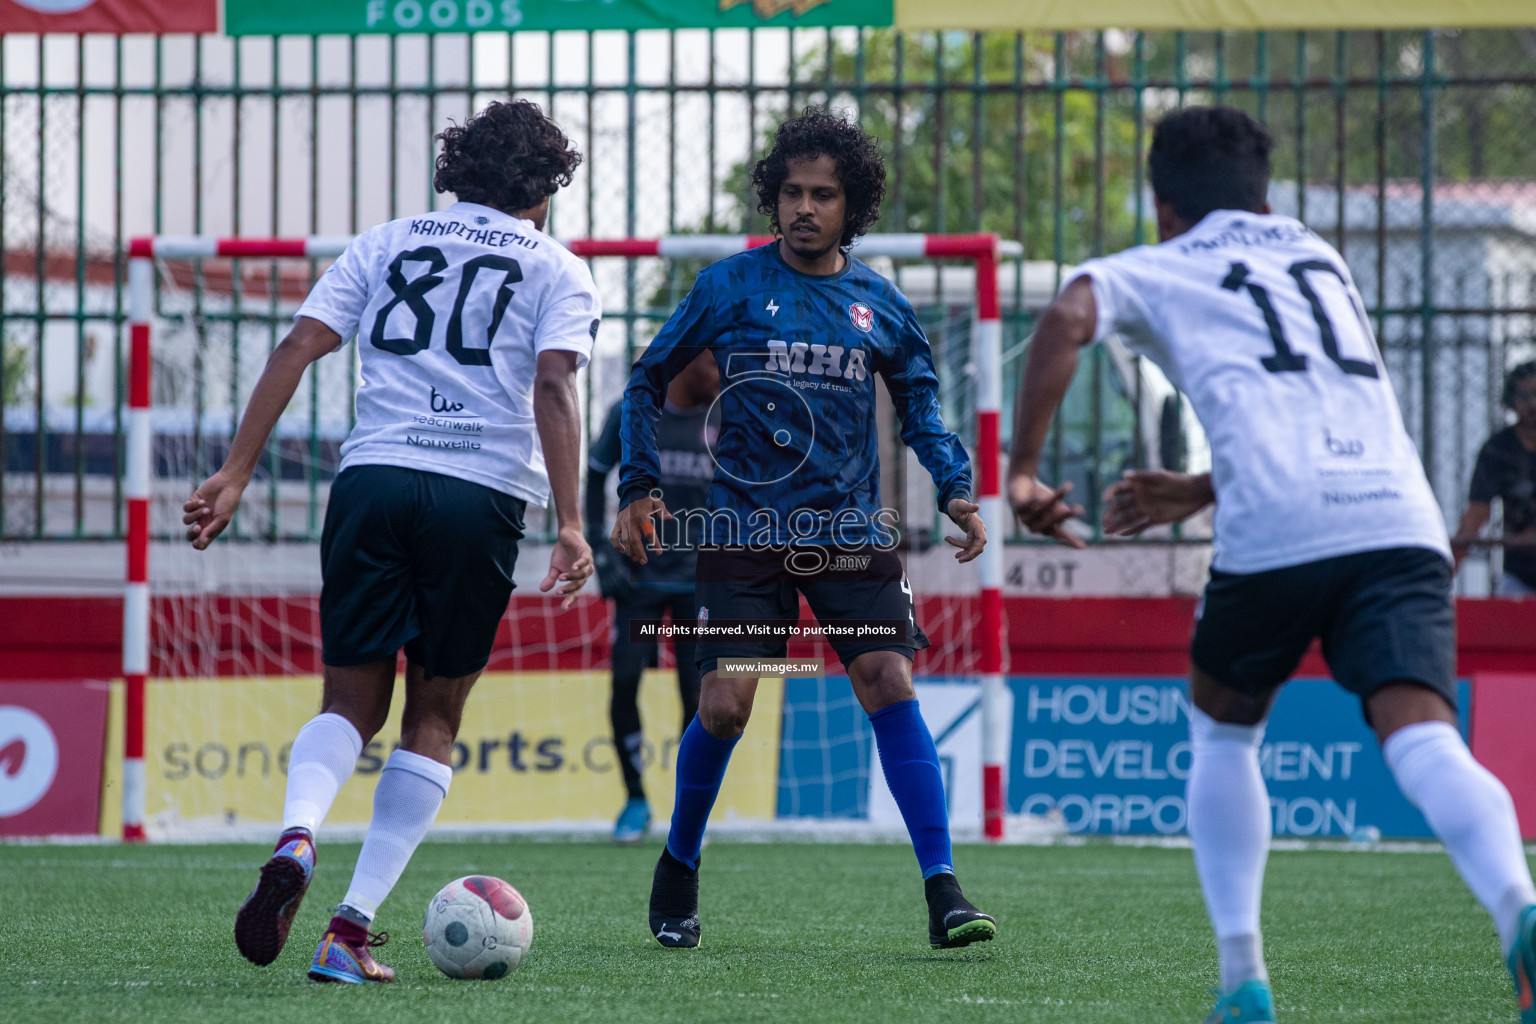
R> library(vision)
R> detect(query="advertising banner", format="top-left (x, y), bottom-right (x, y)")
top-left (224, 0), bottom-right (1536, 36)
top-left (134, 671), bottom-right (781, 835)
top-left (894, 0), bottom-right (1536, 31)
top-left (0, 0), bottom-right (215, 32)
top-left (1010, 676), bottom-right (1472, 839)
top-left (1469, 673), bottom-right (1536, 839)
top-left (225, 0), bottom-right (894, 36)
top-left (0, 682), bottom-right (109, 837)
top-left (778, 674), bottom-right (1470, 839)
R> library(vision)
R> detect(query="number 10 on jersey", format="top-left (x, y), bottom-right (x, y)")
top-left (1222, 259), bottom-right (1379, 379)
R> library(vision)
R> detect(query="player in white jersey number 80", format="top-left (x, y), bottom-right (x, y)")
top-left (184, 100), bottom-right (597, 984)
top-left (1009, 106), bottom-right (1536, 1024)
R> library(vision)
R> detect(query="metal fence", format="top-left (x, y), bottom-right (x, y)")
top-left (1, 28), bottom-right (1532, 583)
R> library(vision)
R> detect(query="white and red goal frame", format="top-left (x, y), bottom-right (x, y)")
top-left (123, 233), bottom-right (1015, 842)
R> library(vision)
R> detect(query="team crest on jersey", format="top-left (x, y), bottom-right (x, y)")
top-left (848, 303), bottom-right (874, 332)
top-left (697, 606), bottom-right (709, 629)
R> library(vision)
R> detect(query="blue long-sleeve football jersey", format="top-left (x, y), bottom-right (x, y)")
top-left (618, 243), bottom-right (972, 546)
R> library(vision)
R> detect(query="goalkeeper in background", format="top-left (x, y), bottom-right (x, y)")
top-left (586, 350), bottom-right (718, 842)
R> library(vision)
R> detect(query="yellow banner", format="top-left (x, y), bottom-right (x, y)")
top-left (894, 0), bottom-right (1536, 30)
top-left (102, 672), bottom-right (781, 837)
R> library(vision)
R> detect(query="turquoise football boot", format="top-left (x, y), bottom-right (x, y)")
top-left (1203, 979), bottom-right (1277, 1023)
top-left (613, 798), bottom-right (651, 844)
top-left (1508, 904), bottom-right (1536, 1024)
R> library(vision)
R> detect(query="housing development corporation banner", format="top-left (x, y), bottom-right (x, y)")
top-left (223, 0), bottom-right (1536, 34)
top-left (775, 676), bottom-right (1473, 839)
top-left (1007, 677), bottom-right (1470, 839)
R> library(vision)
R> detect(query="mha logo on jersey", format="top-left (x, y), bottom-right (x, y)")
top-left (848, 302), bottom-right (874, 332)
top-left (761, 339), bottom-right (869, 381)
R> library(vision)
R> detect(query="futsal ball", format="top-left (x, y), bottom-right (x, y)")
top-left (423, 875), bottom-right (533, 979)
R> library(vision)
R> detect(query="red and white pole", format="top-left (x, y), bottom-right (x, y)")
top-left (964, 240), bottom-right (1007, 842)
top-left (123, 244), bottom-right (152, 842)
top-left (915, 235), bottom-right (1007, 840)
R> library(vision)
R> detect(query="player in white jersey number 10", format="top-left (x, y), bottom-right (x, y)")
top-left (182, 100), bottom-right (599, 983)
top-left (1009, 106), bottom-right (1536, 1024)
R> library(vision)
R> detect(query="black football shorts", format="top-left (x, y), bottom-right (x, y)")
top-left (1190, 545), bottom-right (1456, 711)
top-left (319, 464), bottom-right (526, 679)
top-left (693, 544), bottom-right (929, 675)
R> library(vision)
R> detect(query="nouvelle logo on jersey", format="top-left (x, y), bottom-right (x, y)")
top-left (848, 302), bottom-right (874, 332)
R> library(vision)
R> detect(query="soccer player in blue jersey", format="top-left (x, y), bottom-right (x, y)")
top-left (612, 109), bottom-right (996, 950)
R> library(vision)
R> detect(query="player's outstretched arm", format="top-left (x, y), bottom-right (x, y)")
top-left (1102, 469), bottom-right (1215, 536)
top-left (534, 348), bottom-right (594, 609)
top-left (1007, 277), bottom-right (1097, 549)
top-left (183, 316), bottom-right (341, 550)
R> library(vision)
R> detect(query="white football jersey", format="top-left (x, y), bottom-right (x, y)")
top-left (1070, 209), bottom-right (1450, 573)
top-left (296, 201), bottom-right (600, 505)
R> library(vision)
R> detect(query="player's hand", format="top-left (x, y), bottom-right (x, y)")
top-left (1008, 474), bottom-right (1086, 549)
top-left (590, 542), bottom-right (635, 603)
top-left (542, 526), bottom-right (593, 610)
top-left (1102, 469), bottom-right (1215, 536)
top-left (611, 494), bottom-right (672, 565)
top-left (944, 497), bottom-right (987, 563)
top-left (182, 469), bottom-right (248, 550)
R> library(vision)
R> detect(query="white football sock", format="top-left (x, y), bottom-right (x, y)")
top-left (340, 749), bottom-right (453, 921)
top-left (281, 712), bottom-right (363, 835)
top-left (1383, 720), bottom-right (1536, 951)
top-left (1187, 707), bottom-right (1271, 991)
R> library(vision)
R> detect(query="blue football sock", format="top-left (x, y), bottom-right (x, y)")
top-left (870, 699), bottom-right (954, 879)
top-left (665, 716), bottom-right (739, 869)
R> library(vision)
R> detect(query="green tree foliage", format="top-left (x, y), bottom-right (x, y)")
top-left (719, 31), bottom-right (1143, 261)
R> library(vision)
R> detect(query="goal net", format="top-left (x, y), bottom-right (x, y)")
top-left (119, 234), bottom-right (1027, 844)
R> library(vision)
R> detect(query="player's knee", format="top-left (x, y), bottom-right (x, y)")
top-left (1189, 668), bottom-right (1271, 726)
top-left (852, 658), bottom-right (916, 710)
top-left (698, 695), bottom-right (750, 739)
top-left (1368, 681), bottom-right (1456, 745)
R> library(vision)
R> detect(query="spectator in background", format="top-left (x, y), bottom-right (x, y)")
top-left (1454, 360), bottom-right (1536, 597)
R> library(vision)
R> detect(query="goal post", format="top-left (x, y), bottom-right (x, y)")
top-left (122, 232), bottom-right (1017, 843)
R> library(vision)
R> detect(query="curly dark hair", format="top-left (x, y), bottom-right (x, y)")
top-left (433, 100), bottom-right (582, 213)
top-left (1149, 106), bottom-right (1274, 224)
top-left (751, 108), bottom-right (886, 249)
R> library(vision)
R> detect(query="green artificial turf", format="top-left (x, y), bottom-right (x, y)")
top-left (0, 840), bottom-right (1519, 1023)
